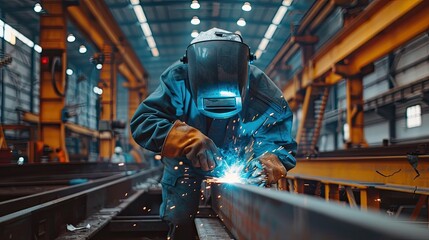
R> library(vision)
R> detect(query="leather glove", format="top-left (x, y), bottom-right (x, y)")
top-left (246, 153), bottom-right (287, 186)
top-left (162, 120), bottom-right (221, 171)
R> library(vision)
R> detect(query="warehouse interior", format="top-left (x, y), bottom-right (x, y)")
top-left (0, 0), bottom-right (429, 239)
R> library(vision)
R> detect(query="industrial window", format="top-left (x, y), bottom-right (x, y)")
top-left (406, 105), bottom-right (421, 128)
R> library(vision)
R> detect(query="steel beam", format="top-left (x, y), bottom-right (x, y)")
top-left (211, 183), bottom-right (429, 240)
top-left (282, 0), bottom-right (428, 100)
top-left (0, 167), bottom-right (162, 240)
top-left (82, 0), bottom-right (146, 84)
top-left (292, 156), bottom-right (429, 188)
top-left (67, 5), bottom-right (147, 96)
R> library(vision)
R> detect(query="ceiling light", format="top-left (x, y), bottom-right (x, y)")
top-left (190, 0), bottom-right (200, 9)
top-left (191, 16), bottom-right (200, 25)
top-left (237, 18), bottom-right (246, 27)
top-left (133, 5), bottom-right (147, 23)
top-left (264, 24), bottom-right (277, 39)
top-left (79, 45), bottom-right (87, 54)
top-left (67, 34), bottom-right (75, 42)
top-left (258, 38), bottom-right (270, 51)
top-left (272, 6), bottom-right (288, 25)
top-left (254, 49), bottom-right (262, 59)
top-left (93, 86), bottom-right (103, 95)
top-left (146, 36), bottom-right (156, 48)
top-left (96, 63), bottom-right (103, 69)
top-left (191, 30), bottom-right (199, 38)
top-left (34, 3), bottom-right (42, 13)
top-left (242, 2), bottom-right (252, 12)
top-left (151, 48), bottom-right (159, 57)
top-left (66, 69), bottom-right (73, 76)
top-left (130, 0), bottom-right (140, 5)
top-left (34, 44), bottom-right (42, 53)
top-left (282, 0), bottom-right (293, 6)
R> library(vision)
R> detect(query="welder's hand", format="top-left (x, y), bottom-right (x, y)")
top-left (258, 153), bottom-right (287, 184)
top-left (245, 153), bottom-right (287, 186)
top-left (162, 120), bottom-right (221, 171)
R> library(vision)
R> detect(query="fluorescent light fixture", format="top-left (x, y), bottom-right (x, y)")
top-left (34, 45), bottom-right (42, 53)
top-left (34, 3), bottom-right (42, 13)
top-left (237, 18), bottom-right (246, 27)
top-left (1, 19), bottom-right (41, 52)
top-left (254, 49), bottom-right (262, 59)
top-left (146, 36), bottom-right (156, 48)
top-left (96, 63), bottom-right (103, 69)
top-left (258, 38), bottom-right (270, 51)
top-left (130, 0), bottom-right (158, 57)
top-left (67, 33), bottom-right (75, 42)
top-left (0, 19), bottom-right (3, 38)
top-left (255, 1), bottom-right (292, 59)
top-left (151, 48), bottom-right (159, 57)
top-left (191, 16), bottom-right (200, 25)
top-left (66, 69), bottom-right (73, 75)
top-left (191, 30), bottom-right (199, 38)
top-left (264, 24), bottom-right (277, 39)
top-left (4, 25), bottom-right (16, 45)
top-left (242, 2), bottom-right (252, 12)
top-left (79, 45), bottom-right (87, 53)
top-left (140, 23), bottom-right (152, 37)
top-left (282, 0), bottom-right (293, 6)
top-left (272, 6), bottom-right (288, 25)
top-left (190, 0), bottom-right (200, 9)
top-left (133, 5), bottom-right (147, 23)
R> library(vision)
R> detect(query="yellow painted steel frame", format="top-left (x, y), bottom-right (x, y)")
top-left (292, 156), bottom-right (429, 188)
top-left (39, 0), bottom-right (69, 163)
top-left (68, 2), bottom-right (148, 158)
top-left (99, 45), bottom-right (117, 160)
top-left (345, 76), bottom-right (367, 148)
top-left (283, 0), bottom-right (429, 149)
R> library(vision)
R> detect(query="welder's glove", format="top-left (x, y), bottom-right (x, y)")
top-left (162, 120), bottom-right (221, 171)
top-left (259, 153), bottom-right (287, 184)
top-left (246, 153), bottom-right (287, 186)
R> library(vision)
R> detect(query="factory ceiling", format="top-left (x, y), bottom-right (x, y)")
top-left (0, 0), bottom-right (315, 93)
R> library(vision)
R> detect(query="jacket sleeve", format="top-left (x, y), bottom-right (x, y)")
top-left (130, 63), bottom-right (186, 153)
top-left (248, 66), bottom-right (297, 171)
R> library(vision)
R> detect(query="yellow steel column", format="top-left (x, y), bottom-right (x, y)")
top-left (345, 76), bottom-right (368, 148)
top-left (127, 86), bottom-right (143, 148)
top-left (98, 45), bottom-right (117, 161)
top-left (39, 0), bottom-right (69, 162)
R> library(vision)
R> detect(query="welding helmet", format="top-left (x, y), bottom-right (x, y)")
top-left (181, 28), bottom-right (255, 119)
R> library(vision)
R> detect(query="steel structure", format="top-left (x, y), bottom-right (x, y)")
top-left (211, 183), bottom-right (429, 240)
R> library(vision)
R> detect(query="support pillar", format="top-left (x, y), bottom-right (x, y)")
top-left (345, 76), bottom-right (367, 148)
top-left (127, 86), bottom-right (144, 148)
top-left (98, 45), bottom-right (117, 161)
top-left (39, 0), bottom-right (69, 162)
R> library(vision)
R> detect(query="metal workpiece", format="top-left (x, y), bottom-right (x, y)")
top-left (211, 183), bottom-right (429, 240)
top-left (0, 167), bottom-right (162, 240)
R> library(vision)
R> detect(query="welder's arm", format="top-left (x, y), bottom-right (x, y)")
top-left (162, 120), bottom-right (220, 171)
top-left (130, 65), bottom-right (186, 154)
top-left (130, 64), bottom-right (221, 171)
top-left (252, 109), bottom-right (297, 184)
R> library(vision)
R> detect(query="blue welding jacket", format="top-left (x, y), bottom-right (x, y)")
top-left (130, 61), bottom-right (297, 186)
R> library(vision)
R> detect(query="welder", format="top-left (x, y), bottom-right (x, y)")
top-left (130, 28), bottom-right (297, 239)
